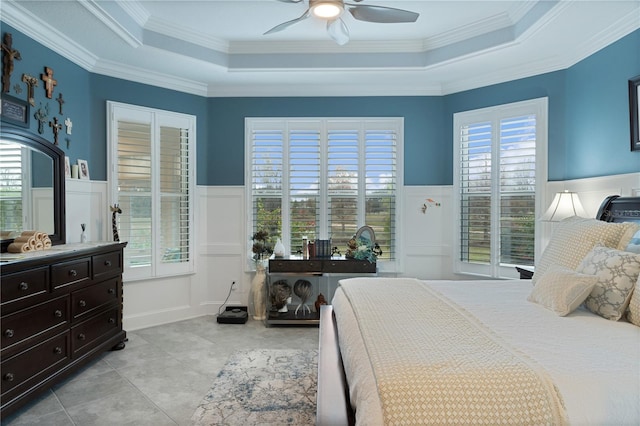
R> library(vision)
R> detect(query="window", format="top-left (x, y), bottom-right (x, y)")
top-left (108, 102), bottom-right (195, 281)
top-left (246, 118), bottom-right (402, 268)
top-left (453, 98), bottom-right (547, 278)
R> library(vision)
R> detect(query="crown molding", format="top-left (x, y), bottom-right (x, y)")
top-left (207, 82), bottom-right (443, 97)
top-left (116, 0), bottom-right (150, 27)
top-left (1, 1), bottom-right (98, 71)
top-left (92, 59), bottom-right (208, 97)
top-left (78, 0), bottom-right (142, 48)
top-left (145, 16), bottom-right (230, 53)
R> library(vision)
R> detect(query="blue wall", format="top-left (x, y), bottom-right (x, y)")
top-left (2, 22), bottom-right (638, 184)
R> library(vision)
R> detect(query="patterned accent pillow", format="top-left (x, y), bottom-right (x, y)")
top-left (626, 276), bottom-right (640, 327)
top-left (527, 265), bottom-right (598, 316)
top-left (578, 246), bottom-right (640, 321)
top-left (532, 217), bottom-right (638, 286)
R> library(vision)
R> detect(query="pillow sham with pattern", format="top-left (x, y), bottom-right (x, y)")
top-left (527, 265), bottom-right (598, 316)
top-left (626, 275), bottom-right (640, 327)
top-left (578, 245), bottom-right (640, 321)
top-left (532, 217), bottom-right (638, 286)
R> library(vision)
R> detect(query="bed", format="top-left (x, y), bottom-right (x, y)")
top-left (317, 195), bottom-right (640, 425)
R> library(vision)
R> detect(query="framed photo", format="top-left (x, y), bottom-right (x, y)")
top-left (630, 75), bottom-right (640, 151)
top-left (64, 156), bottom-right (71, 178)
top-left (0, 94), bottom-right (29, 127)
top-left (77, 159), bottom-right (90, 180)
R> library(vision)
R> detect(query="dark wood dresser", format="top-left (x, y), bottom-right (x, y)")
top-left (0, 242), bottom-right (127, 419)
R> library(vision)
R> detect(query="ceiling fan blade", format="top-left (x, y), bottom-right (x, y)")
top-left (264, 8), bottom-right (311, 35)
top-left (327, 18), bottom-right (350, 45)
top-left (346, 4), bottom-right (419, 23)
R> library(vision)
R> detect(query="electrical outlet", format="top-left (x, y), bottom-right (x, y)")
top-left (231, 281), bottom-right (237, 291)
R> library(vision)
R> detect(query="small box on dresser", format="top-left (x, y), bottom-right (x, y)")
top-left (0, 242), bottom-right (127, 420)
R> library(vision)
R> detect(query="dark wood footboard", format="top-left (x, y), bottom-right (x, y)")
top-left (317, 305), bottom-right (354, 425)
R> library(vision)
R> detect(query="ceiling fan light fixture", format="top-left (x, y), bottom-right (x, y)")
top-left (311, 1), bottom-right (344, 19)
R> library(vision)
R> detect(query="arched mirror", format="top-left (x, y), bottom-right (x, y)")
top-left (0, 124), bottom-right (65, 251)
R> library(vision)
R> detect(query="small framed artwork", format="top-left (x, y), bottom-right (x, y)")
top-left (77, 159), bottom-right (90, 180)
top-left (0, 94), bottom-right (29, 127)
top-left (630, 75), bottom-right (640, 151)
top-left (64, 156), bottom-right (71, 178)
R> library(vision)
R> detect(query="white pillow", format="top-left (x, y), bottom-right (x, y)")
top-left (626, 275), bottom-right (640, 327)
top-left (532, 217), bottom-right (638, 286)
top-left (578, 245), bottom-right (640, 321)
top-left (528, 265), bottom-right (598, 316)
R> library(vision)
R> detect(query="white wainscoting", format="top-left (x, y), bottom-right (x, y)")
top-left (65, 173), bottom-right (638, 331)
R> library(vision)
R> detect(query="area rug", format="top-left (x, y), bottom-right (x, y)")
top-left (191, 349), bottom-right (318, 425)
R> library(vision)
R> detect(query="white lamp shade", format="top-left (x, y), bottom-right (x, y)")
top-left (540, 191), bottom-right (587, 222)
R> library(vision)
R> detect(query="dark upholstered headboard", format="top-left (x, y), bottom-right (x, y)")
top-left (596, 195), bottom-right (640, 224)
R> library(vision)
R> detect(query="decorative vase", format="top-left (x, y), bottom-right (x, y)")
top-left (251, 263), bottom-right (267, 320)
top-left (274, 238), bottom-right (285, 258)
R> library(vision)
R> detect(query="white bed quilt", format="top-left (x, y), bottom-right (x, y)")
top-left (333, 278), bottom-right (640, 425)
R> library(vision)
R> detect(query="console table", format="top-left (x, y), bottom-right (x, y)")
top-left (265, 257), bottom-right (376, 326)
top-left (0, 242), bottom-right (127, 419)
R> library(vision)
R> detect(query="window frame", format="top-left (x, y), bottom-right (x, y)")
top-left (107, 101), bottom-right (196, 282)
top-left (453, 98), bottom-right (548, 279)
top-left (245, 117), bottom-right (403, 273)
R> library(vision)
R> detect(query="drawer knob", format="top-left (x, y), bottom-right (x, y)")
top-left (108, 288), bottom-right (116, 295)
top-left (19, 282), bottom-right (29, 291)
top-left (78, 333), bottom-right (86, 341)
top-left (69, 269), bottom-right (78, 277)
top-left (4, 329), bottom-right (14, 338)
top-left (3, 373), bottom-right (14, 382)
top-left (108, 318), bottom-right (116, 324)
top-left (79, 300), bottom-right (86, 307)
top-left (54, 310), bottom-right (63, 318)
top-left (104, 260), bottom-right (112, 266)
top-left (54, 346), bottom-right (63, 354)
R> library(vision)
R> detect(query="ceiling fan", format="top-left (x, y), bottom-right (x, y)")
top-left (264, 0), bottom-right (420, 45)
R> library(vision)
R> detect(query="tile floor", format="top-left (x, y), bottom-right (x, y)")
top-left (1, 317), bottom-right (319, 425)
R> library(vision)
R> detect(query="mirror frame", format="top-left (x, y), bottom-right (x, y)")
top-left (1, 123), bottom-right (66, 251)
top-left (355, 225), bottom-right (375, 247)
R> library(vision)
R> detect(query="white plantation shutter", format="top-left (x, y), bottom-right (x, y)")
top-left (250, 125), bottom-right (283, 254)
top-left (116, 120), bottom-right (152, 270)
top-left (327, 128), bottom-right (359, 250)
top-left (159, 126), bottom-right (191, 267)
top-left (109, 102), bottom-right (195, 281)
top-left (289, 128), bottom-right (320, 252)
top-left (0, 142), bottom-right (25, 231)
top-left (454, 98), bottom-right (547, 278)
top-left (247, 118), bottom-right (401, 265)
top-left (364, 127), bottom-right (396, 259)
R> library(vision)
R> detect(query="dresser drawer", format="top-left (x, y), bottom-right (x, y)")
top-left (71, 308), bottom-right (120, 357)
top-left (51, 258), bottom-right (91, 290)
top-left (323, 259), bottom-right (376, 273)
top-left (93, 251), bottom-right (122, 280)
top-left (71, 278), bottom-right (119, 321)
top-left (1, 296), bottom-right (69, 355)
top-left (1, 267), bottom-right (49, 306)
top-left (269, 259), bottom-right (323, 273)
top-left (1, 332), bottom-right (69, 396)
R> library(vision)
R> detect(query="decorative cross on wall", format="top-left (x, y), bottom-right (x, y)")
top-left (56, 93), bottom-right (65, 114)
top-left (64, 117), bottom-right (73, 134)
top-left (1, 33), bottom-right (21, 93)
top-left (21, 74), bottom-right (38, 106)
top-left (41, 66), bottom-right (57, 99)
top-left (34, 103), bottom-right (49, 134)
top-left (49, 117), bottom-right (62, 146)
